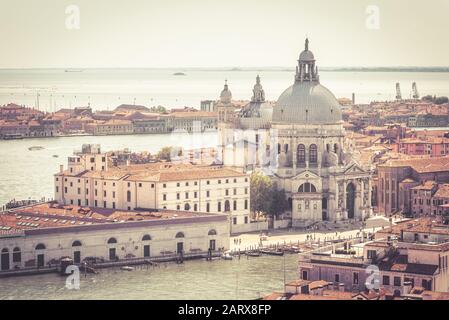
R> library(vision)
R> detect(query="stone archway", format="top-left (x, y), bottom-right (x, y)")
top-left (346, 182), bottom-right (356, 219)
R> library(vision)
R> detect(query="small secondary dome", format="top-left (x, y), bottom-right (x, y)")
top-left (220, 80), bottom-right (232, 104)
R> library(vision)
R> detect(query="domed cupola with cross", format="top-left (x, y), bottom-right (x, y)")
top-left (296, 38), bottom-right (319, 83)
top-left (273, 38), bottom-right (341, 124)
top-left (220, 79), bottom-right (232, 104)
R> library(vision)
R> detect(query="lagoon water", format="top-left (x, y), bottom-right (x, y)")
top-left (1, 68), bottom-right (449, 110)
top-left (0, 254), bottom-right (298, 300)
top-left (0, 132), bottom-right (218, 206)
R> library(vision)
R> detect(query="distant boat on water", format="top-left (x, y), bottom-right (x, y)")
top-left (65, 69), bottom-right (84, 73)
top-left (173, 72), bottom-right (186, 76)
top-left (28, 146), bottom-right (44, 151)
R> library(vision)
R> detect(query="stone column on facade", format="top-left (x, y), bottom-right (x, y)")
top-left (360, 178), bottom-right (365, 221)
top-left (355, 179), bottom-right (362, 221)
top-left (343, 181), bottom-right (348, 220)
top-left (292, 136), bottom-right (297, 174)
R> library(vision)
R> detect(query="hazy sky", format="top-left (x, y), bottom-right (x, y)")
top-left (1, 0), bottom-right (449, 68)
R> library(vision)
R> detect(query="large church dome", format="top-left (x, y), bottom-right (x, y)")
top-left (272, 39), bottom-right (342, 124)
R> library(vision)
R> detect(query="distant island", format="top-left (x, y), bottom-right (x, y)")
top-left (320, 67), bottom-right (449, 73)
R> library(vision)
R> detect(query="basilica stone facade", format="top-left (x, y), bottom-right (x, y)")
top-left (218, 39), bottom-right (373, 227)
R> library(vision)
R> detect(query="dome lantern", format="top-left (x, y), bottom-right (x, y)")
top-left (295, 38), bottom-right (319, 83)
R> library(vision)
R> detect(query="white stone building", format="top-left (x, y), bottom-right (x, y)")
top-left (54, 145), bottom-right (253, 233)
top-left (0, 203), bottom-right (229, 271)
top-left (218, 39), bottom-right (373, 227)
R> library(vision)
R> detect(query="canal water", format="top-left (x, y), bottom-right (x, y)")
top-left (0, 255), bottom-right (298, 300)
top-left (0, 131), bottom-right (218, 206)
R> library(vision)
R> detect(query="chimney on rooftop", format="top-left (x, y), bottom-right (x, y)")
top-left (60, 165), bottom-right (63, 173)
top-left (403, 281), bottom-right (413, 295)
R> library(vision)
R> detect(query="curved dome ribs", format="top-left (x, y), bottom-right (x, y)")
top-left (272, 38), bottom-right (342, 125)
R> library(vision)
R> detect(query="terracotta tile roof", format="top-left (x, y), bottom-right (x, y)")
top-left (65, 163), bottom-right (246, 182)
top-left (380, 156), bottom-right (449, 173)
top-left (434, 184), bottom-right (449, 198)
top-left (411, 181), bottom-right (437, 190)
top-left (0, 202), bottom-right (225, 235)
top-left (378, 254), bottom-right (439, 275)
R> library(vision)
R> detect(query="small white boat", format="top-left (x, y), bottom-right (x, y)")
top-left (120, 266), bottom-right (134, 271)
top-left (221, 253), bottom-right (233, 260)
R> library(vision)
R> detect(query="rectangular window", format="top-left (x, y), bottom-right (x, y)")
top-left (353, 272), bottom-right (359, 285)
top-left (77, 188), bottom-right (81, 195)
top-left (177, 193), bottom-right (180, 200)
top-left (367, 250), bottom-right (376, 260)
top-left (383, 276), bottom-right (390, 286)
top-left (335, 274), bottom-right (340, 283)
top-left (163, 194), bottom-right (167, 201)
top-left (394, 277), bottom-right (401, 287)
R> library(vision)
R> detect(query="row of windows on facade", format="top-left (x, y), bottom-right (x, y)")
top-left (168, 199), bottom-right (249, 213)
top-left (58, 186), bottom-right (248, 200)
top-left (58, 177), bottom-right (248, 188)
top-left (0, 229), bottom-right (219, 261)
top-left (66, 198), bottom-right (249, 212)
top-left (302, 269), bottom-right (432, 291)
top-left (277, 144), bottom-right (340, 163)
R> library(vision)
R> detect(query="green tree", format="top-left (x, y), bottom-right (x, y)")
top-left (435, 96), bottom-right (449, 105)
top-left (250, 171), bottom-right (272, 214)
top-left (266, 186), bottom-right (289, 218)
top-left (149, 105), bottom-right (168, 114)
top-left (156, 146), bottom-right (173, 161)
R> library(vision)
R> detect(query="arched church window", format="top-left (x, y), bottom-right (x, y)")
top-left (284, 144), bottom-right (289, 153)
top-left (297, 144), bottom-right (306, 163)
top-left (309, 144), bottom-right (317, 163)
top-left (334, 144), bottom-right (339, 154)
top-left (299, 183), bottom-right (317, 193)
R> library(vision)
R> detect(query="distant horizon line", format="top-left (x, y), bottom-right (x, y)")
top-left (1, 66), bottom-right (449, 72)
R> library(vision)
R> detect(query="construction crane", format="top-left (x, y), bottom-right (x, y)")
top-left (412, 82), bottom-right (420, 99)
top-left (395, 83), bottom-right (402, 100)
